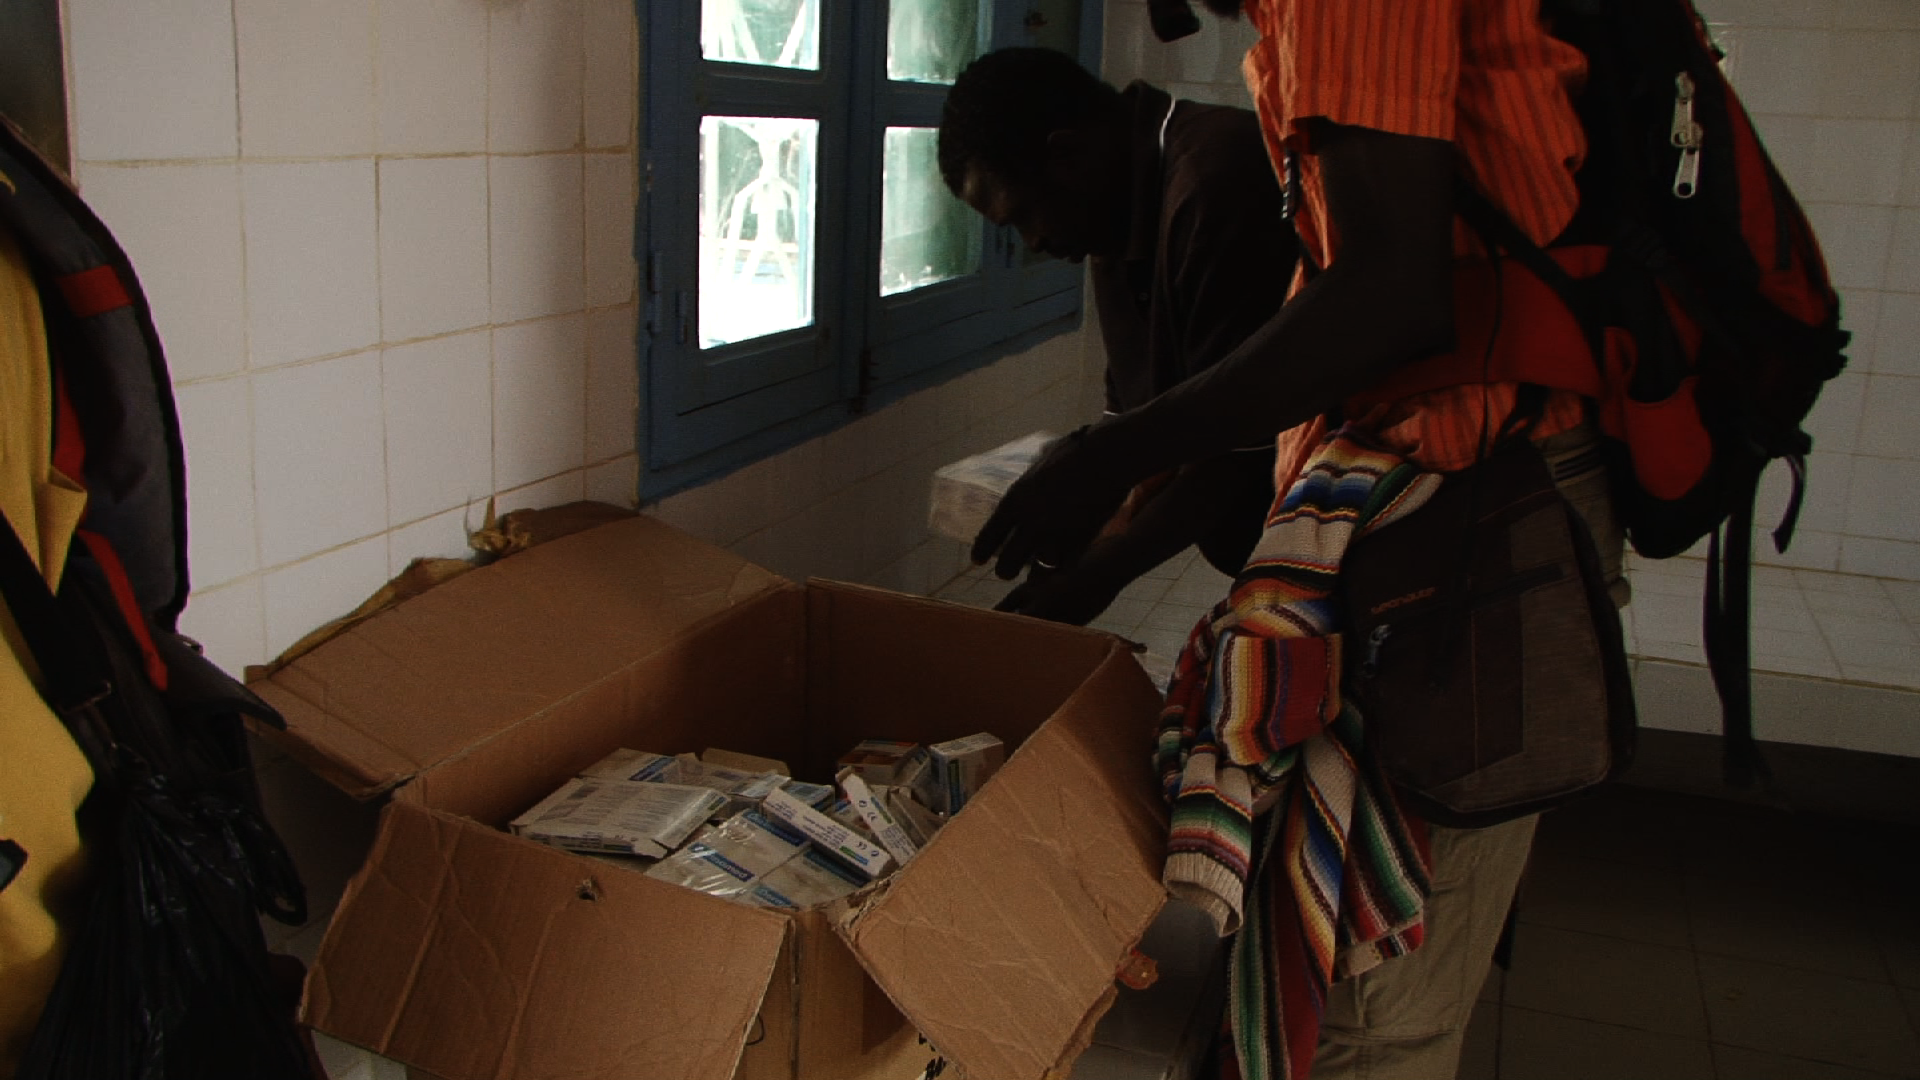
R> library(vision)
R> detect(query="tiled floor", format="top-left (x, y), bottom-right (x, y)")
top-left (1075, 787), bottom-right (1920, 1080)
top-left (1623, 555), bottom-right (1920, 690)
top-left (940, 550), bottom-right (1920, 693)
top-left (938, 555), bottom-right (1920, 1080)
top-left (939, 552), bottom-right (1920, 758)
top-left (1459, 784), bottom-right (1920, 1080)
top-left (933, 546), bottom-right (1232, 685)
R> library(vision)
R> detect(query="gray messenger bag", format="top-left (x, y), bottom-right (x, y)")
top-left (1340, 440), bottom-right (1637, 827)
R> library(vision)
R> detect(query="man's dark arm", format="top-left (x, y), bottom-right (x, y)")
top-left (999, 111), bottom-right (1290, 619)
top-left (996, 446), bottom-right (1273, 623)
top-left (975, 125), bottom-right (1457, 577)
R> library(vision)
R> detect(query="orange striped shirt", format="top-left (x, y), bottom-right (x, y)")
top-left (1242, 0), bottom-right (1592, 473)
top-left (1244, 0), bottom-right (1587, 266)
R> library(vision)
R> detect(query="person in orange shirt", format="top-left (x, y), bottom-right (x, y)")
top-left (973, 1), bottom-right (1624, 1076)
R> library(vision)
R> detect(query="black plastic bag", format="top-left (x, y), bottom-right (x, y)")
top-left (22, 771), bottom-right (310, 1079)
top-left (5, 534), bottom-right (313, 1080)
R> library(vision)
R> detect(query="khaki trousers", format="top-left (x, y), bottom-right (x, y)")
top-left (1311, 814), bottom-right (1537, 1079)
top-left (1302, 422), bottom-right (1622, 1079)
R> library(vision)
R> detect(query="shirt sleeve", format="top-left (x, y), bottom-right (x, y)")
top-left (1250, 0), bottom-right (1462, 149)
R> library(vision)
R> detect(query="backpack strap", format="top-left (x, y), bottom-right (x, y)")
top-left (1773, 451), bottom-right (1807, 553)
top-left (0, 508), bottom-right (113, 719)
top-left (0, 506), bottom-right (121, 774)
top-left (1705, 471), bottom-right (1769, 788)
top-left (1454, 182), bottom-right (1601, 354)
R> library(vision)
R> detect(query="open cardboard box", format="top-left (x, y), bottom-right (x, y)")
top-left (249, 516), bottom-right (1172, 1080)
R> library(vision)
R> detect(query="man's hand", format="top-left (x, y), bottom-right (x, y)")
top-left (992, 549), bottom-right (1129, 626)
top-left (970, 425), bottom-right (1136, 581)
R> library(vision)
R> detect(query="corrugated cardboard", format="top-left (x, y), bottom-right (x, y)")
top-left (257, 517), bottom-right (784, 800)
top-left (250, 516), bottom-right (1170, 1080)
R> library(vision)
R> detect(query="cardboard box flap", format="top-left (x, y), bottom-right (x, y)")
top-left (308, 800), bottom-right (790, 1080)
top-left (250, 517), bottom-right (789, 797)
top-left (836, 646), bottom-right (1172, 1080)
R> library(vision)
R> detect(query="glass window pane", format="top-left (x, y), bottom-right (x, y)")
top-left (703, 0), bottom-right (819, 70)
top-left (880, 127), bottom-right (981, 297)
top-left (887, 0), bottom-right (983, 84)
top-left (1018, 1), bottom-right (1082, 59)
top-left (700, 116), bottom-right (818, 348)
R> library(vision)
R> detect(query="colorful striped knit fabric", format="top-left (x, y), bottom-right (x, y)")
top-left (1154, 427), bottom-right (1441, 1080)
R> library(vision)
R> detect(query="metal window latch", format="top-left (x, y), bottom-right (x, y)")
top-left (645, 252), bottom-right (663, 336)
top-left (1672, 72), bottom-right (1704, 198)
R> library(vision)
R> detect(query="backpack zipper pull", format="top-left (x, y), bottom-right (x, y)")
top-left (1674, 146), bottom-right (1702, 198)
top-left (1361, 624), bottom-right (1392, 680)
top-left (1672, 72), bottom-right (1704, 199)
top-left (1670, 73), bottom-right (1701, 147)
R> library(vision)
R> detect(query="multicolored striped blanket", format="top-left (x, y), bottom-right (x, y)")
top-left (1153, 426), bottom-right (1440, 1080)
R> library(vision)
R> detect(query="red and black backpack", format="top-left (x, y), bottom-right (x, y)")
top-left (1456, 0), bottom-right (1850, 783)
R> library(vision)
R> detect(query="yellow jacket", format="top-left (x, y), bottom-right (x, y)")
top-left (0, 213), bottom-right (95, 1077)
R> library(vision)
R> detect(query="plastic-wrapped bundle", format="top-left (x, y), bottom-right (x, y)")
top-left (927, 433), bottom-right (1055, 542)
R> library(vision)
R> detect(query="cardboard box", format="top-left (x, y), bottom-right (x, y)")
top-left (1080, 899), bottom-right (1231, 1080)
top-left (250, 516), bottom-right (1169, 1080)
top-left (704, 748), bottom-right (792, 775)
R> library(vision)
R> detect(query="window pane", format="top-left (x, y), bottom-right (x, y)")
top-left (1018, 1), bottom-right (1082, 59)
top-left (700, 116), bottom-right (818, 348)
top-left (887, 0), bottom-right (983, 84)
top-left (880, 127), bottom-right (981, 296)
top-left (702, 0), bottom-right (819, 70)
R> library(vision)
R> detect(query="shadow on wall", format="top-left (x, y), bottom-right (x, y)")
top-left (0, 0), bottom-right (69, 170)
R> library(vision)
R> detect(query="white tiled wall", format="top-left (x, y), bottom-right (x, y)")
top-left (1103, 0), bottom-right (1260, 108)
top-left (652, 329), bottom-right (1095, 594)
top-left (66, 0), bottom-right (1101, 682)
top-left (1702, 0), bottom-right (1920, 578)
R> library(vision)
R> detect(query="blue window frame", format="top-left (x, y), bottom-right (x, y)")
top-left (639, 0), bottom-right (1101, 498)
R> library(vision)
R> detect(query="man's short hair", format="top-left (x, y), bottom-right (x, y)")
top-left (937, 47), bottom-right (1121, 195)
